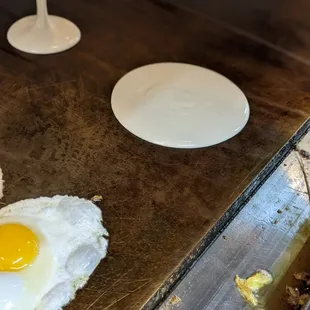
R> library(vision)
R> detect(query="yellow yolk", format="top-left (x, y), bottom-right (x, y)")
top-left (0, 223), bottom-right (39, 271)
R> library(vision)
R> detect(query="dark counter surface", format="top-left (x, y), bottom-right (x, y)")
top-left (169, 0), bottom-right (310, 63)
top-left (0, 1), bottom-right (309, 309)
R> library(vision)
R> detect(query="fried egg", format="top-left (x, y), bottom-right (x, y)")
top-left (0, 195), bottom-right (109, 310)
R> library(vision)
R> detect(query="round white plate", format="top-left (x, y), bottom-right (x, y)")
top-left (111, 63), bottom-right (250, 148)
top-left (7, 15), bottom-right (81, 55)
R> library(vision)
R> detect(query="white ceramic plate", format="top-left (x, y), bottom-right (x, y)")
top-left (111, 63), bottom-right (250, 148)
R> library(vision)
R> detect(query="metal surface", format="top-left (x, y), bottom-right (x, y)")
top-left (0, 1), bottom-right (310, 309)
top-left (160, 131), bottom-right (310, 310)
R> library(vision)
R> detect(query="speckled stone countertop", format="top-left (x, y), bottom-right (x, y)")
top-left (0, 1), bottom-right (309, 309)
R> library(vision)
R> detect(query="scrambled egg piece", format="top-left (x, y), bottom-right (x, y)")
top-left (234, 270), bottom-right (273, 307)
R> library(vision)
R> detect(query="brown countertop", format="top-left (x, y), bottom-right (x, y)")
top-left (0, 1), bottom-right (309, 309)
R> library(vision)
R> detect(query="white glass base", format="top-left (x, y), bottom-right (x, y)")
top-left (7, 15), bottom-right (81, 55)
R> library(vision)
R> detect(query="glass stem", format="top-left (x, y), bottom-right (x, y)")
top-left (35, 0), bottom-right (50, 29)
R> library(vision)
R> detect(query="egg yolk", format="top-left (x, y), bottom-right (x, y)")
top-left (0, 223), bottom-right (39, 271)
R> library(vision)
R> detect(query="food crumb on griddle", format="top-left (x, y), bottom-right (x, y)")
top-left (90, 195), bottom-right (103, 203)
top-left (286, 271), bottom-right (310, 309)
top-left (169, 295), bottom-right (182, 305)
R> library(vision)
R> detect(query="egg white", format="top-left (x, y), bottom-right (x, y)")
top-left (0, 196), bottom-right (109, 310)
